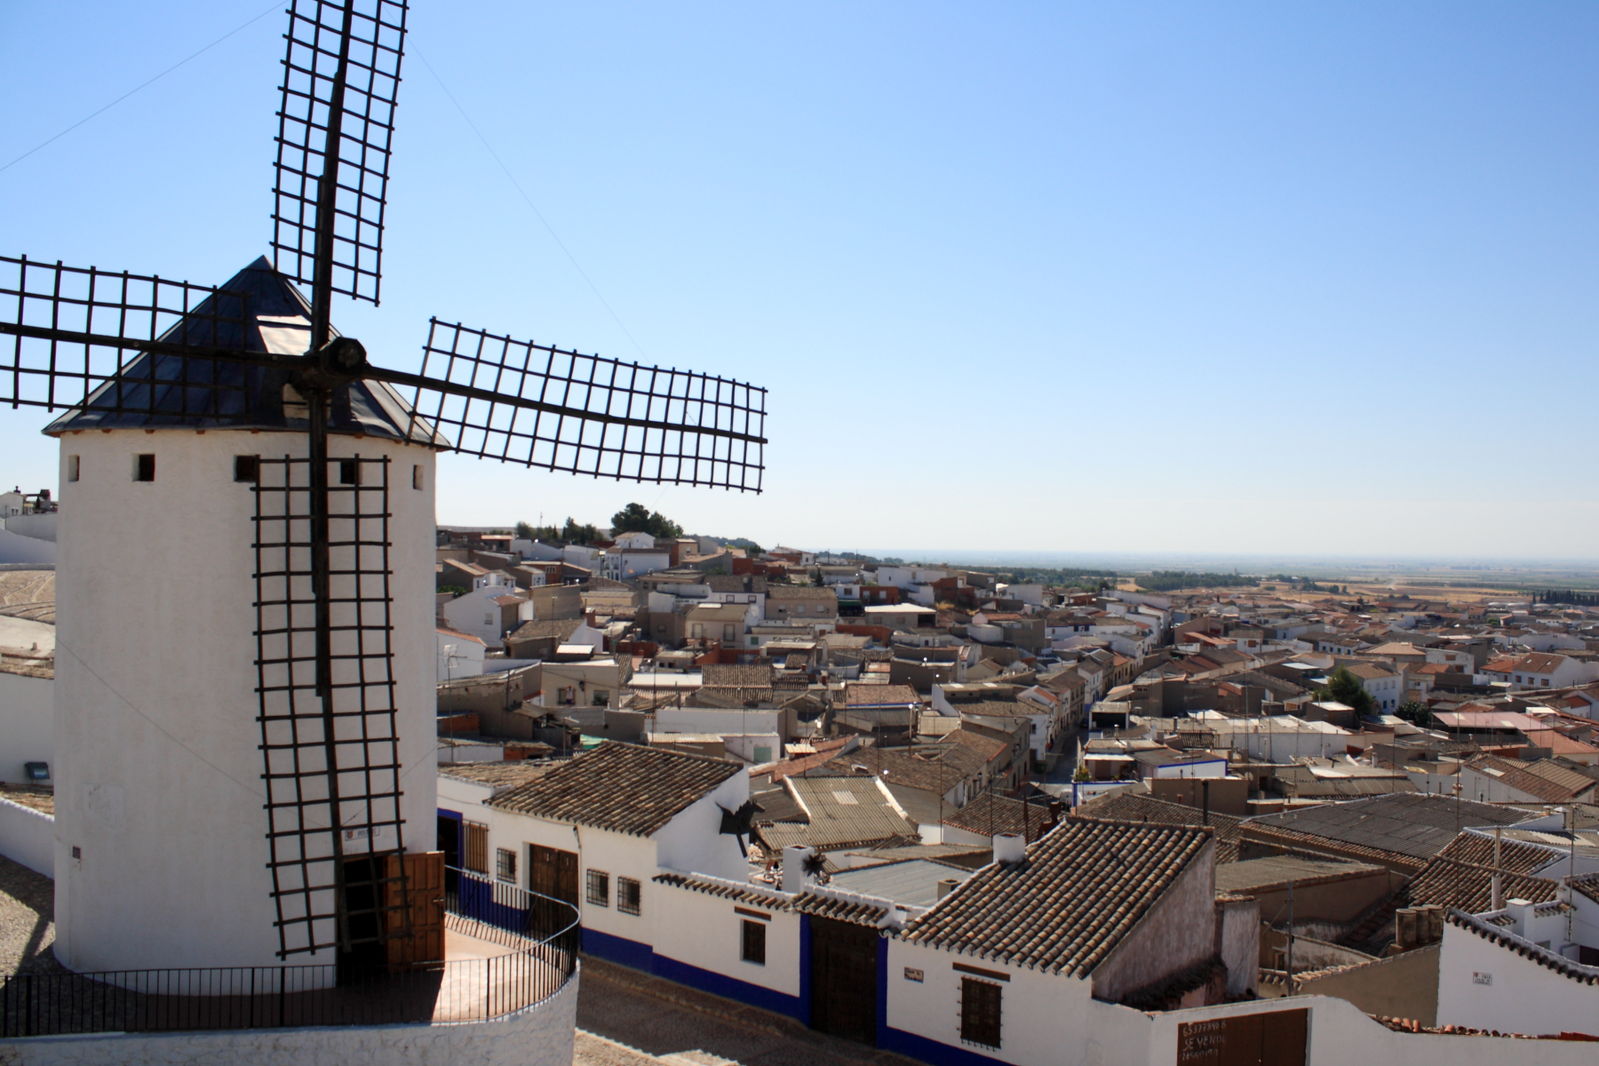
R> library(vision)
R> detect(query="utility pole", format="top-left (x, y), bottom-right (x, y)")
top-left (1285, 880), bottom-right (1296, 996)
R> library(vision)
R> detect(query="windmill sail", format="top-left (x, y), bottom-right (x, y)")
top-left (273, 0), bottom-right (409, 307)
top-left (254, 452), bottom-right (410, 959)
top-left (390, 318), bottom-right (767, 492)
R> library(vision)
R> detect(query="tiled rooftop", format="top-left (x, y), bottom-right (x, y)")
top-left (941, 792), bottom-right (1056, 841)
top-left (899, 816), bottom-right (1212, 976)
top-left (488, 741), bottom-right (739, 836)
top-left (1407, 831), bottom-right (1561, 912)
top-left (1077, 791), bottom-right (1243, 861)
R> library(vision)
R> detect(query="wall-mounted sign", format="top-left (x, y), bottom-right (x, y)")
top-left (1177, 1008), bottom-right (1307, 1066)
top-left (903, 967), bottom-right (924, 983)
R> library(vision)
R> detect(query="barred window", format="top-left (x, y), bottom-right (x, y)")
top-left (496, 847), bottom-right (517, 883)
top-left (960, 977), bottom-right (1002, 1049)
top-left (617, 876), bottom-right (641, 915)
top-left (586, 869), bottom-right (610, 907)
top-left (463, 821), bottom-right (489, 875)
top-left (740, 919), bottom-right (766, 965)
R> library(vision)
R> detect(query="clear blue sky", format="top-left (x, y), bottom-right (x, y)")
top-left (2, 2), bottom-right (1595, 559)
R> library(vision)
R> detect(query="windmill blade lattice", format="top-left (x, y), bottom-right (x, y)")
top-left (0, 256), bottom-right (268, 417)
top-left (273, 0), bottom-right (408, 309)
top-left (393, 318), bottom-right (767, 492)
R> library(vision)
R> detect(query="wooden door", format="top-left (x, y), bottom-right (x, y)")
top-left (809, 916), bottom-right (878, 1045)
top-left (1176, 1008), bottom-right (1307, 1066)
top-left (384, 850), bottom-right (445, 972)
top-left (527, 844), bottom-right (580, 941)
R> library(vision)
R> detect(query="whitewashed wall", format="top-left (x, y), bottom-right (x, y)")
top-left (654, 705), bottom-right (783, 737)
top-left (51, 430), bottom-right (437, 977)
top-left (1436, 920), bottom-right (1599, 1037)
top-left (652, 770), bottom-right (750, 881)
top-left (650, 880), bottom-right (801, 999)
top-left (436, 630), bottom-right (487, 681)
top-left (1143, 995), bottom-right (1599, 1066)
top-left (0, 670), bottom-right (53, 782)
top-left (884, 939), bottom-right (1099, 1066)
top-left (6, 970), bottom-right (578, 1066)
top-left (0, 796), bottom-right (53, 875)
top-left (0, 528), bottom-right (56, 564)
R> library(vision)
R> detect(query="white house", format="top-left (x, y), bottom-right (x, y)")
top-left (438, 742), bottom-right (749, 967)
top-left (611, 530), bottom-right (656, 551)
top-left (1436, 897), bottom-right (1599, 1038)
top-left (441, 575), bottom-right (525, 645)
top-left (886, 820), bottom-right (1254, 1063)
top-left (437, 626), bottom-right (488, 681)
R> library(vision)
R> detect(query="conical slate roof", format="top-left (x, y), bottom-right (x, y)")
top-left (45, 257), bottom-right (446, 447)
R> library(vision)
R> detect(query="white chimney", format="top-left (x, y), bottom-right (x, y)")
top-left (936, 878), bottom-right (960, 900)
top-left (782, 845), bottom-right (815, 894)
top-left (993, 832), bottom-right (1025, 865)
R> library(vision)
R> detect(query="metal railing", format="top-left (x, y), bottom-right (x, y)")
top-left (1, 866), bottom-right (579, 1038)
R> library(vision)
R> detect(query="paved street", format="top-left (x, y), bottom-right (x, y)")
top-left (575, 956), bottom-right (917, 1066)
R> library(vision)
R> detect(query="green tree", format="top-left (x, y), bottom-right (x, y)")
top-left (1316, 666), bottom-right (1376, 717)
top-left (516, 517), bottom-right (601, 544)
top-left (561, 517), bottom-right (602, 544)
top-left (610, 502), bottom-right (683, 540)
top-left (1395, 700), bottom-right (1430, 726)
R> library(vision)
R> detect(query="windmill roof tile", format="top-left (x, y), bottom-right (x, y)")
top-left (44, 258), bottom-right (447, 446)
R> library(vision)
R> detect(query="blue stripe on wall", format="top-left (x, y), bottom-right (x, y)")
top-left (875, 936), bottom-right (890, 1047)
top-left (651, 955), bottom-right (805, 1020)
top-left (798, 913), bottom-right (813, 1026)
top-left (582, 925), bottom-right (656, 970)
top-left (878, 1026), bottom-right (1007, 1066)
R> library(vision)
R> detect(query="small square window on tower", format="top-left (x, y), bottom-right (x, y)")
top-left (338, 459), bottom-right (361, 485)
top-left (133, 454), bottom-right (155, 482)
top-left (234, 455), bottom-right (260, 483)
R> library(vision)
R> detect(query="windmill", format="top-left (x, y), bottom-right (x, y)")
top-left (0, 0), bottom-right (766, 982)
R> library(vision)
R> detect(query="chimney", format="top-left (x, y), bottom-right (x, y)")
top-left (936, 878), bottom-right (960, 900)
top-left (1505, 897), bottom-right (1534, 936)
top-left (782, 845), bottom-right (815, 894)
top-left (993, 832), bottom-right (1025, 865)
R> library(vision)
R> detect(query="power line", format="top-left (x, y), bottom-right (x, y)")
top-left (1, 3), bottom-right (282, 176)
top-left (417, 52), bottom-right (650, 364)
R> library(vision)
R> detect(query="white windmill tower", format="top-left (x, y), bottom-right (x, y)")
top-left (0, 0), bottom-right (766, 987)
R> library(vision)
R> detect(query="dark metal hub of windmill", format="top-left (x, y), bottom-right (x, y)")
top-left (299, 335), bottom-right (369, 391)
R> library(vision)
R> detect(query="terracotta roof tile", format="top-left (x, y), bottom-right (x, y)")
top-left (652, 872), bottom-right (791, 908)
top-left (899, 816), bottom-right (1212, 976)
top-left (1076, 791), bottom-right (1243, 862)
top-left (1407, 832), bottom-right (1561, 912)
top-left (941, 792), bottom-right (1056, 840)
top-left (487, 741), bottom-right (739, 836)
top-left (791, 891), bottom-right (892, 925)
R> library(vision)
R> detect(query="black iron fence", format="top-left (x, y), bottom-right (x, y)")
top-left (1, 866), bottom-right (579, 1038)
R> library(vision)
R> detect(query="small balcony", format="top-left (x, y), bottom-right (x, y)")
top-left (0, 867), bottom-right (577, 1038)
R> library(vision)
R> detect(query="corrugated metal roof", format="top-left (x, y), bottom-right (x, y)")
top-left (828, 858), bottom-right (972, 908)
top-left (1245, 793), bottom-right (1531, 862)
